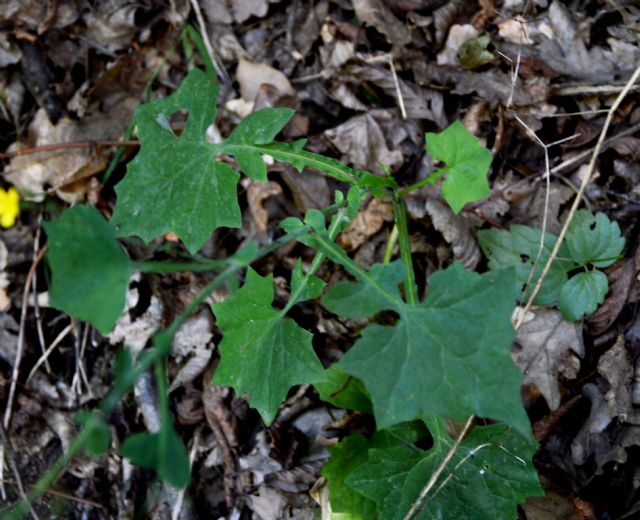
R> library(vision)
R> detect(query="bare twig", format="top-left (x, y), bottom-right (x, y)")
top-left (0, 424), bottom-right (40, 520)
top-left (0, 140), bottom-right (139, 160)
top-left (188, 0), bottom-right (230, 83)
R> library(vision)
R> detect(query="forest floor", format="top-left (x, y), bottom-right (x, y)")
top-left (1, 0), bottom-right (640, 518)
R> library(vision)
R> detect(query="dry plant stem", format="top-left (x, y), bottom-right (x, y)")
top-left (2, 245), bottom-right (46, 431)
top-left (0, 424), bottom-right (39, 520)
top-left (515, 62), bottom-right (640, 329)
top-left (0, 140), bottom-right (139, 160)
top-left (388, 57), bottom-right (407, 120)
top-left (25, 323), bottom-right (73, 384)
top-left (402, 415), bottom-right (475, 520)
top-left (188, 0), bottom-right (228, 82)
top-left (549, 120), bottom-right (640, 176)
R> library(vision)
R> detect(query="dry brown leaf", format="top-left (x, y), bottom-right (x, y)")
top-left (521, 491), bottom-right (579, 520)
top-left (424, 198), bottom-right (481, 270)
top-left (338, 198), bottom-right (393, 252)
top-left (170, 312), bottom-right (214, 391)
top-left (279, 165), bottom-right (330, 213)
top-left (248, 484), bottom-right (287, 520)
top-left (4, 111), bottom-right (106, 203)
top-left (108, 276), bottom-right (163, 356)
top-left (230, 0), bottom-right (270, 23)
top-left (598, 336), bottom-right (634, 422)
top-left (82, 0), bottom-right (143, 51)
top-left (236, 58), bottom-right (295, 104)
top-left (513, 308), bottom-right (584, 410)
top-left (247, 180), bottom-right (283, 234)
top-left (586, 259), bottom-right (635, 336)
top-left (340, 61), bottom-right (444, 123)
top-left (351, 0), bottom-right (411, 48)
top-left (325, 111), bottom-right (403, 173)
top-left (433, 0), bottom-right (468, 47)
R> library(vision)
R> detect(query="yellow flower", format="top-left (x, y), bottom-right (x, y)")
top-left (0, 187), bottom-right (19, 228)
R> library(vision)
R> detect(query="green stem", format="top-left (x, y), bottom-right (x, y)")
top-left (134, 259), bottom-right (226, 273)
top-left (399, 167), bottom-right (448, 196)
top-left (309, 232), bottom-right (404, 310)
top-left (392, 193), bottom-right (418, 304)
top-left (281, 209), bottom-right (347, 315)
top-left (383, 225), bottom-right (399, 265)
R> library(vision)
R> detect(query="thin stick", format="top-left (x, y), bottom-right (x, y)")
top-left (515, 62), bottom-right (640, 329)
top-left (25, 323), bottom-right (73, 385)
top-left (0, 425), bottom-right (40, 520)
top-left (402, 415), bottom-right (475, 520)
top-left (3, 245), bottom-right (46, 430)
top-left (188, 0), bottom-right (228, 82)
top-left (0, 140), bottom-right (139, 160)
top-left (388, 57), bottom-right (407, 120)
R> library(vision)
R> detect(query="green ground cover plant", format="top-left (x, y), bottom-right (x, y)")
top-left (10, 66), bottom-right (621, 518)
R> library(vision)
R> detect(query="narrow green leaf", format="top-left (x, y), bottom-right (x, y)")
top-left (121, 426), bottom-right (191, 488)
top-left (212, 268), bottom-right (326, 424)
top-left (44, 205), bottom-right (131, 334)
top-left (558, 270), bottom-right (608, 321)
top-left (315, 365), bottom-right (372, 413)
top-left (225, 108), bottom-right (295, 181)
top-left (226, 107), bottom-right (295, 145)
top-left (425, 121), bottom-right (492, 213)
top-left (566, 210), bottom-right (624, 267)
top-left (336, 264), bottom-right (530, 436)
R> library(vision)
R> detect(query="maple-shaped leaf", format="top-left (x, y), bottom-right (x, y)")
top-left (212, 268), bottom-right (326, 424)
top-left (111, 68), bottom-right (364, 253)
top-left (324, 263), bottom-right (530, 436)
top-left (425, 121), bottom-right (492, 213)
top-left (345, 418), bottom-right (542, 519)
top-left (112, 68), bottom-right (240, 254)
top-left (44, 205), bottom-right (131, 334)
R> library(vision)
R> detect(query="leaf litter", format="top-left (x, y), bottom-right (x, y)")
top-left (1, 0), bottom-right (640, 518)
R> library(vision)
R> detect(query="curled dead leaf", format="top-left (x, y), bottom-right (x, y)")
top-left (247, 180), bottom-right (283, 234)
top-left (513, 308), bottom-right (584, 410)
top-left (424, 197), bottom-right (481, 269)
top-left (338, 198), bottom-right (393, 251)
top-left (586, 258), bottom-right (635, 336)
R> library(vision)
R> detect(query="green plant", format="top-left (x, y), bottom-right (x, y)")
top-left (16, 66), bottom-right (625, 518)
top-left (478, 209), bottom-right (624, 321)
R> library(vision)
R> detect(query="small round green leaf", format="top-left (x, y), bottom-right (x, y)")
top-left (558, 270), bottom-right (608, 321)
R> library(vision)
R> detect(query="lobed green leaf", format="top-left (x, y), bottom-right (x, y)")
top-left (212, 268), bottom-right (326, 424)
top-left (345, 421), bottom-right (542, 519)
top-left (425, 121), bottom-right (492, 213)
top-left (324, 263), bottom-right (530, 436)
